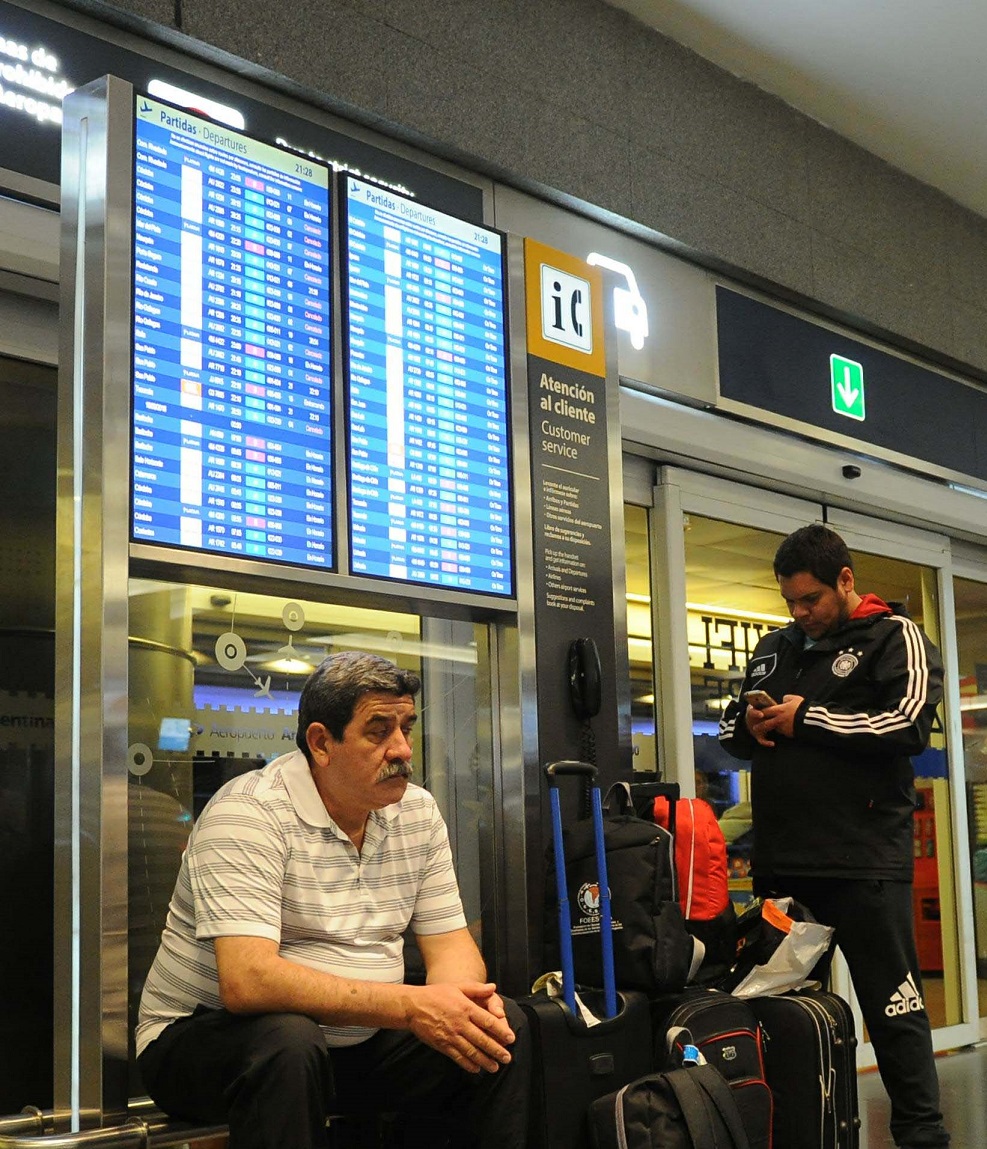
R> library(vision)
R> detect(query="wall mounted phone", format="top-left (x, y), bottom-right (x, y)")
top-left (567, 637), bottom-right (602, 720)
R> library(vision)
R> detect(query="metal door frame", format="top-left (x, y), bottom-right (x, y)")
top-left (942, 538), bottom-right (987, 1042)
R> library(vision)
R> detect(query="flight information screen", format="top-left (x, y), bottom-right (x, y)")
top-left (130, 95), bottom-right (333, 568)
top-left (344, 178), bottom-right (513, 597)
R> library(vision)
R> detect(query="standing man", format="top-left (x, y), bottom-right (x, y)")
top-left (719, 524), bottom-right (949, 1149)
top-left (137, 651), bottom-right (529, 1148)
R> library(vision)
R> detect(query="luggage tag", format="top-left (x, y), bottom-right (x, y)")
top-left (666, 1025), bottom-right (708, 1066)
top-left (531, 970), bottom-right (602, 1028)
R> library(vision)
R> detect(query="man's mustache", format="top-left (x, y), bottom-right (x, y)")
top-left (377, 760), bottom-right (412, 781)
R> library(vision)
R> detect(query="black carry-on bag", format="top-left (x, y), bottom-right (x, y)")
top-left (521, 761), bottom-right (652, 1149)
top-left (651, 986), bottom-right (773, 1149)
top-left (747, 987), bottom-right (859, 1148)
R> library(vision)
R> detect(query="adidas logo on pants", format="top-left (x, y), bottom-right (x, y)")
top-left (885, 972), bottom-right (925, 1017)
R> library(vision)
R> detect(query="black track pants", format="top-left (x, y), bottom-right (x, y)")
top-left (772, 877), bottom-right (949, 1148)
top-left (137, 1001), bottom-right (530, 1149)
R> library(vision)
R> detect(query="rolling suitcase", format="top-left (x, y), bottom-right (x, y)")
top-left (521, 761), bottom-right (653, 1149)
top-left (652, 986), bottom-right (772, 1149)
top-left (747, 988), bottom-right (859, 1148)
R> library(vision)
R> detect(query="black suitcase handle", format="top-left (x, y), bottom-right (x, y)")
top-left (546, 760), bottom-right (597, 784)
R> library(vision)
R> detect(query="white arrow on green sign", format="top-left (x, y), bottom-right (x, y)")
top-left (830, 353), bottom-right (865, 421)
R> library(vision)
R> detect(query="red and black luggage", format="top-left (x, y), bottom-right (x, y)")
top-left (747, 987), bottom-right (860, 1148)
top-left (521, 762), bottom-right (653, 1149)
top-left (651, 986), bottom-right (773, 1149)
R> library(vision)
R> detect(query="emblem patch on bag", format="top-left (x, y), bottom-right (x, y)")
top-left (576, 881), bottom-right (601, 916)
top-left (832, 650), bottom-right (860, 677)
top-left (573, 881), bottom-right (623, 933)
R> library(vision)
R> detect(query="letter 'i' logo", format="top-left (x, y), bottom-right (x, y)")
top-left (541, 264), bottom-right (593, 354)
top-left (551, 282), bottom-right (583, 338)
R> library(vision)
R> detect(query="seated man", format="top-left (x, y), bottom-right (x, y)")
top-left (137, 651), bottom-right (529, 1149)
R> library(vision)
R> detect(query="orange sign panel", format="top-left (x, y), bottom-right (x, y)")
top-left (524, 238), bottom-right (605, 377)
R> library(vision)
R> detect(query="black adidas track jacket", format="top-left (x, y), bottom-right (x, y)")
top-left (718, 604), bottom-right (943, 883)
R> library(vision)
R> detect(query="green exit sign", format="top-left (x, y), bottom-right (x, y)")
top-left (830, 354), bottom-right (865, 420)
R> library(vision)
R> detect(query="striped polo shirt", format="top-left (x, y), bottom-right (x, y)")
top-left (136, 749), bottom-right (466, 1055)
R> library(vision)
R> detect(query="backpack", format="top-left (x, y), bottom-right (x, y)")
top-left (588, 1062), bottom-right (751, 1149)
top-left (652, 795), bottom-right (730, 922)
top-left (545, 788), bottom-right (698, 994)
top-left (652, 794), bottom-right (736, 982)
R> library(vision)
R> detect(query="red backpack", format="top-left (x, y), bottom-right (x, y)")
top-left (652, 795), bottom-right (736, 983)
top-left (652, 796), bottom-right (730, 922)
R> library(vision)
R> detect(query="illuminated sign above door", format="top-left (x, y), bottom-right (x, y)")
top-left (830, 353), bottom-right (866, 421)
top-left (716, 285), bottom-right (987, 485)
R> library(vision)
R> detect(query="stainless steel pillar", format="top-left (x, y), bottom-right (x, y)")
top-left (55, 75), bottom-right (134, 1129)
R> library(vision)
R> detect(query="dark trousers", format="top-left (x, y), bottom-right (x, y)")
top-left (774, 876), bottom-right (948, 1148)
top-left (137, 1001), bottom-right (530, 1149)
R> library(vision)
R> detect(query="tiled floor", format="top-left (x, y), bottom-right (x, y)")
top-left (858, 1042), bottom-right (987, 1147)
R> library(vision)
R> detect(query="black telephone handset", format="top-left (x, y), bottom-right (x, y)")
top-left (567, 637), bottom-right (602, 720)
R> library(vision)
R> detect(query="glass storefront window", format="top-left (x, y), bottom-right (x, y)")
top-left (951, 576), bottom-right (987, 1020)
top-left (682, 516), bottom-right (787, 906)
top-left (624, 504), bottom-right (657, 775)
top-left (126, 578), bottom-right (494, 1083)
top-left (0, 355), bottom-right (57, 1112)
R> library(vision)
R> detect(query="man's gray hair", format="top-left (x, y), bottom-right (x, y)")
top-left (295, 650), bottom-right (421, 753)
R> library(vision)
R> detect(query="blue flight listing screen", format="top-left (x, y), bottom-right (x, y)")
top-left (344, 178), bottom-right (513, 596)
top-left (130, 95), bottom-right (333, 568)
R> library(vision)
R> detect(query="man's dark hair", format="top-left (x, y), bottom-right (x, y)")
top-left (773, 523), bottom-right (854, 588)
top-left (295, 651), bottom-right (421, 755)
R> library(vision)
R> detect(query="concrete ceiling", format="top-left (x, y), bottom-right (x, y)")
top-left (607, 0), bottom-right (987, 219)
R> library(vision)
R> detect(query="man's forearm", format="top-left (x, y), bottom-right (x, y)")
top-left (214, 936), bottom-right (515, 1074)
top-left (217, 939), bottom-right (417, 1028)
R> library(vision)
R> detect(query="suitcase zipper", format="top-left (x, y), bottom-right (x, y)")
top-left (797, 996), bottom-right (838, 1148)
top-left (807, 994), bottom-right (859, 1145)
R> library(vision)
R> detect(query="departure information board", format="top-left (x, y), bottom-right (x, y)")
top-left (344, 178), bottom-right (513, 596)
top-left (130, 95), bottom-right (333, 568)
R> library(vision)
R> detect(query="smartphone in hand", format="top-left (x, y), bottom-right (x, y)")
top-left (744, 689), bottom-right (778, 708)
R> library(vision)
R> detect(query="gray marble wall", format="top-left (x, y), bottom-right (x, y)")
top-left (81, 0), bottom-right (987, 376)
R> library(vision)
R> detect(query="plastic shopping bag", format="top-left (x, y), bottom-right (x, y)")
top-left (726, 896), bottom-right (834, 998)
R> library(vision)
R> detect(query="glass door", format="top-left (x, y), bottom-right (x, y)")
top-left (648, 469), bottom-right (978, 1060)
top-left (946, 554), bottom-right (987, 1037)
top-left (825, 509), bottom-right (972, 1049)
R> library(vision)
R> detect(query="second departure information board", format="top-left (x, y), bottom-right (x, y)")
top-left (344, 177), bottom-right (514, 597)
top-left (131, 95), bottom-right (333, 568)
